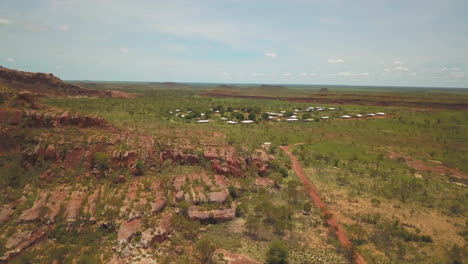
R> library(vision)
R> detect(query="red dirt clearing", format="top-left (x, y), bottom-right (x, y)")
top-left (281, 144), bottom-right (367, 264)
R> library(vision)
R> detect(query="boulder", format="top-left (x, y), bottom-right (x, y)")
top-left (173, 175), bottom-right (186, 191)
top-left (212, 159), bottom-right (229, 175)
top-left (188, 206), bottom-right (235, 222)
top-left (208, 191), bottom-right (229, 204)
top-left (58, 111), bottom-right (70, 124)
top-left (204, 148), bottom-right (219, 160)
top-left (117, 219), bottom-right (142, 244)
top-left (150, 197), bottom-right (166, 215)
top-left (175, 191), bottom-right (184, 202)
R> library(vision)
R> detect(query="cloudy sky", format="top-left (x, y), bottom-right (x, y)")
top-left (1, 0), bottom-right (468, 87)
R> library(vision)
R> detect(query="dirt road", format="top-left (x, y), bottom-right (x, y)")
top-left (281, 144), bottom-right (367, 264)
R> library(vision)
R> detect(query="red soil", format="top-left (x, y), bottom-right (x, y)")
top-left (389, 152), bottom-right (468, 179)
top-left (281, 144), bottom-right (367, 264)
top-left (203, 91), bottom-right (468, 110)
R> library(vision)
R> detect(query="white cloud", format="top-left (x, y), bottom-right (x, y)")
top-left (332, 72), bottom-right (369, 77)
top-left (410, 72), bottom-right (417, 76)
top-left (384, 68), bottom-right (391, 72)
top-left (0, 18), bottom-right (12, 25)
top-left (298, 72), bottom-right (308, 76)
top-left (328, 58), bottom-right (344, 63)
top-left (393, 60), bottom-right (405, 65)
top-left (6, 58), bottom-right (14, 62)
top-left (24, 23), bottom-right (48, 32)
top-left (119, 48), bottom-right (129, 53)
top-left (282, 72), bottom-right (292, 77)
top-left (58, 25), bottom-right (70, 31)
top-left (265, 52), bottom-right (277, 58)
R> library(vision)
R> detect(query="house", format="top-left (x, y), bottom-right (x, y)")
top-left (289, 115), bottom-right (298, 119)
top-left (262, 142), bottom-right (272, 150)
top-left (329, 107), bottom-right (335, 110)
top-left (241, 120), bottom-right (254, 124)
top-left (280, 111), bottom-right (286, 114)
top-left (366, 113), bottom-right (376, 117)
top-left (341, 115), bottom-right (351, 119)
top-left (227, 121), bottom-right (238, 124)
top-left (197, 120), bottom-right (210, 123)
top-left (286, 118), bottom-right (299, 122)
top-left (376, 112), bottom-right (386, 116)
top-left (303, 119), bottom-right (315, 122)
top-left (321, 116), bottom-right (330, 119)
top-left (220, 117), bottom-right (228, 120)
top-left (356, 114), bottom-right (363, 118)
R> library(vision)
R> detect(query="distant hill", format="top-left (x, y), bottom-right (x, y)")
top-left (0, 66), bottom-right (136, 98)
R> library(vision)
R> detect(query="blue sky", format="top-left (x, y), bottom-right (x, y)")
top-left (1, 0), bottom-right (468, 87)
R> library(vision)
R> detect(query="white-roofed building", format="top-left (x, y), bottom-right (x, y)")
top-left (241, 120), bottom-right (254, 124)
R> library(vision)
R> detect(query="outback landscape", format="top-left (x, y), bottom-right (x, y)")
top-left (0, 65), bottom-right (466, 264)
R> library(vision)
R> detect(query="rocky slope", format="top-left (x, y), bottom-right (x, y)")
top-left (0, 66), bottom-right (136, 98)
top-left (0, 85), bottom-right (276, 263)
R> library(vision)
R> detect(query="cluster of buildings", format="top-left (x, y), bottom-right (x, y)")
top-left (169, 107), bottom-right (386, 124)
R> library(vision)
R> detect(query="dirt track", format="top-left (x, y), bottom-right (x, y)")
top-left (281, 144), bottom-right (367, 264)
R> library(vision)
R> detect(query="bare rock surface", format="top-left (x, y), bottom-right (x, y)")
top-left (212, 249), bottom-right (261, 264)
top-left (65, 190), bottom-right (86, 222)
top-left (188, 206), bottom-right (235, 222)
top-left (118, 219), bottom-right (142, 244)
top-left (209, 190), bottom-right (229, 203)
top-left (18, 194), bottom-right (47, 222)
top-left (255, 177), bottom-right (275, 188)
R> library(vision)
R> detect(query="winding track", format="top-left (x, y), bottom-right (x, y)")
top-left (281, 144), bottom-right (367, 264)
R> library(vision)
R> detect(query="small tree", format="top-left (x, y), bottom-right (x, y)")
top-left (195, 236), bottom-right (216, 263)
top-left (266, 240), bottom-right (289, 264)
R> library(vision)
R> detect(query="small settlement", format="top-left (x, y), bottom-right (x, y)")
top-left (170, 106), bottom-right (386, 124)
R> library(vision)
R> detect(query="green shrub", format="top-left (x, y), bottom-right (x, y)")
top-left (266, 239), bottom-right (289, 264)
top-left (195, 236), bottom-right (216, 263)
top-left (93, 152), bottom-right (110, 169)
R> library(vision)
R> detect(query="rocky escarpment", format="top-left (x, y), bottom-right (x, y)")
top-left (0, 66), bottom-right (136, 98)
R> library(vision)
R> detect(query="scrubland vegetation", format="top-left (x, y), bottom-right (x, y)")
top-left (1, 81), bottom-right (466, 263)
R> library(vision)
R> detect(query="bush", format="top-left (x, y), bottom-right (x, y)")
top-left (266, 240), bottom-right (289, 264)
top-left (93, 152), bottom-right (110, 169)
top-left (195, 236), bottom-right (216, 263)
